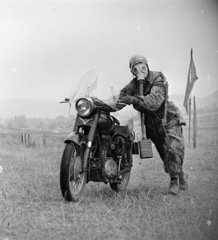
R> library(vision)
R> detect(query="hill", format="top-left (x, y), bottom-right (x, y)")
top-left (0, 99), bottom-right (69, 119)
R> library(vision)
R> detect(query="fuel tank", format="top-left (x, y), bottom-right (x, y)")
top-left (97, 113), bottom-right (114, 134)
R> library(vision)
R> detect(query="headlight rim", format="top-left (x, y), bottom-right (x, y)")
top-left (75, 97), bottom-right (95, 117)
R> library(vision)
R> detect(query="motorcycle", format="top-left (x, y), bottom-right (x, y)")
top-left (60, 70), bottom-right (139, 202)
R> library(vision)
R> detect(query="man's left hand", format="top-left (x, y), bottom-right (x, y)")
top-left (121, 96), bottom-right (138, 105)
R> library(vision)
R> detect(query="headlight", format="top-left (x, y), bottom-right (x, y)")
top-left (75, 98), bottom-right (95, 116)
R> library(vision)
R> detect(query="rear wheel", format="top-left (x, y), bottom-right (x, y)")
top-left (110, 171), bottom-right (131, 192)
top-left (60, 142), bottom-right (86, 202)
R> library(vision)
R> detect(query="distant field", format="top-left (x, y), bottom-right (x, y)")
top-left (0, 120), bottom-right (218, 240)
top-left (183, 112), bottom-right (218, 139)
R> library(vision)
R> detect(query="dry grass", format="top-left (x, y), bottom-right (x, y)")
top-left (0, 127), bottom-right (218, 240)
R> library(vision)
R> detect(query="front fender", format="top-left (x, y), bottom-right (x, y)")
top-left (64, 132), bottom-right (87, 145)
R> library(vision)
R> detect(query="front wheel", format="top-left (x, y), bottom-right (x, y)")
top-left (60, 142), bottom-right (86, 202)
top-left (110, 172), bottom-right (131, 192)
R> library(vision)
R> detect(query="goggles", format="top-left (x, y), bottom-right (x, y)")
top-left (132, 63), bottom-right (147, 75)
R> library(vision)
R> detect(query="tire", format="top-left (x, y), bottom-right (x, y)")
top-left (60, 142), bottom-right (87, 202)
top-left (110, 171), bottom-right (131, 192)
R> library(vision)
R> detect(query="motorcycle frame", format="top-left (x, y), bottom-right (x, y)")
top-left (66, 107), bottom-right (101, 169)
top-left (65, 105), bottom-right (133, 183)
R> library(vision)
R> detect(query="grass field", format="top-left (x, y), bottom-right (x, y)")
top-left (0, 122), bottom-right (218, 240)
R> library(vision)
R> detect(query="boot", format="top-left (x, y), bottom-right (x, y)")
top-left (168, 176), bottom-right (179, 195)
top-left (179, 172), bottom-right (188, 190)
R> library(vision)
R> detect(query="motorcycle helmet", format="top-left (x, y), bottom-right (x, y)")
top-left (129, 54), bottom-right (148, 72)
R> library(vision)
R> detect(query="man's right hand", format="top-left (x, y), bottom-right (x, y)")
top-left (121, 96), bottom-right (138, 105)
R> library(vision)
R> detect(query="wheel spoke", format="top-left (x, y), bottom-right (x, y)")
top-left (69, 173), bottom-right (74, 182)
top-left (69, 145), bottom-right (84, 193)
top-left (69, 146), bottom-right (84, 194)
top-left (60, 142), bottom-right (86, 202)
top-left (70, 173), bottom-right (84, 194)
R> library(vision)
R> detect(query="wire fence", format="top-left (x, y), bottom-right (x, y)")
top-left (1, 131), bottom-right (67, 148)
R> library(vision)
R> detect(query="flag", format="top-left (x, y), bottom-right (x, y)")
top-left (183, 48), bottom-right (198, 113)
top-left (193, 96), bottom-right (197, 148)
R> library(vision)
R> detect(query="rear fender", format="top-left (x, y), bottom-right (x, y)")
top-left (64, 132), bottom-right (87, 146)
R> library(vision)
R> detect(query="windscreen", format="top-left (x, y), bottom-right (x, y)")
top-left (69, 69), bottom-right (138, 132)
top-left (70, 69), bottom-right (121, 109)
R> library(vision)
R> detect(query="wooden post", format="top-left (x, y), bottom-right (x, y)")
top-left (43, 134), bottom-right (46, 148)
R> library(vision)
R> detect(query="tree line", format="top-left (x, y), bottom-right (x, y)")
top-left (3, 115), bottom-right (76, 131)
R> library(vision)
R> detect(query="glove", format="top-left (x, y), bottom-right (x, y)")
top-left (116, 101), bottom-right (126, 110)
top-left (121, 96), bottom-right (138, 105)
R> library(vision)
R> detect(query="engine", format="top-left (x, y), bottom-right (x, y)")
top-left (104, 158), bottom-right (118, 178)
top-left (88, 129), bottom-right (127, 182)
top-left (104, 134), bottom-right (126, 179)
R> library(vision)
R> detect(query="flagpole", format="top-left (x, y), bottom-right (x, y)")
top-left (183, 48), bottom-right (198, 147)
top-left (188, 97), bottom-right (191, 147)
top-left (188, 49), bottom-right (192, 147)
top-left (193, 96), bottom-right (197, 148)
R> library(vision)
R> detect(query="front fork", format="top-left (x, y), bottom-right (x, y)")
top-left (82, 109), bottom-right (101, 171)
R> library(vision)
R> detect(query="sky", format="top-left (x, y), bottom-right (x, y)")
top-left (0, 0), bottom-right (218, 102)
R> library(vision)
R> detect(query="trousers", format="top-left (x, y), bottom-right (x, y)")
top-left (145, 117), bottom-right (185, 177)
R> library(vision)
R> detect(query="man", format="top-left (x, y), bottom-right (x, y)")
top-left (116, 54), bottom-right (188, 195)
